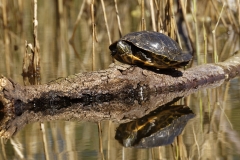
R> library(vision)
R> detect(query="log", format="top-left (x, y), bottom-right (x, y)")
top-left (0, 51), bottom-right (240, 138)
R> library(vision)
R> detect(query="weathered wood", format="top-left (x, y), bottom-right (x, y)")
top-left (1, 52), bottom-right (240, 105)
top-left (0, 51), bottom-right (240, 138)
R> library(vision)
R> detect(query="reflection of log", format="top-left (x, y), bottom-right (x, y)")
top-left (0, 51), bottom-right (240, 138)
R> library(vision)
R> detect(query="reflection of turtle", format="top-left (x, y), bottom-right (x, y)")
top-left (115, 104), bottom-right (195, 148)
top-left (109, 31), bottom-right (192, 69)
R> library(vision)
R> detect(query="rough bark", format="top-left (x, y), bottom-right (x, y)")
top-left (0, 51), bottom-right (240, 138)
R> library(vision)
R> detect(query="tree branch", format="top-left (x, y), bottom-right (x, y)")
top-left (0, 51), bottom-right (239, 138)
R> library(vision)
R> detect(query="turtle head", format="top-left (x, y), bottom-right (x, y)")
top-left (109, 40), bottom-right (133, 64)
top-left (116, 40), bottom-right (132, 55)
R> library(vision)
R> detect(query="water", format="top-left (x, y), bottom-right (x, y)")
top-left (2, 78), bottom-right (240, 160)
top-left (0, 1), bottom-right (240, 159)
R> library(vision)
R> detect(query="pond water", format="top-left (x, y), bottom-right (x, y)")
top-left (0, 1), bottom-right (240, 160)
top-left (2, 78), bottom-right (240, 160)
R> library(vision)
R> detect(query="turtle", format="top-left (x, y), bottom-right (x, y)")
top-left (109, 31), bottom-right (192, 69)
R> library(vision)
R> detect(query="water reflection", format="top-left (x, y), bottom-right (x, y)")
top-left (1, 78), bottom-right (240, 159)
top-left (115, 101), bottom-right (195, 148)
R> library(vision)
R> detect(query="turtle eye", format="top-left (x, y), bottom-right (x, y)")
top-left (111, 49), bottom-right (117, 56)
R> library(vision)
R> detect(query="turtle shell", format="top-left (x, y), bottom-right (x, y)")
top-left (109, 31), bottom-right (192, 69)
